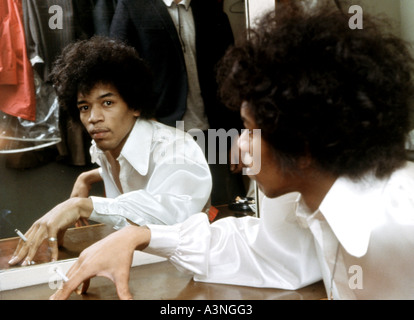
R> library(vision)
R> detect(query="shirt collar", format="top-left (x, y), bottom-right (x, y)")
top-left (296, 162), bottom-right (414, 258)
top-left (162, 0), bottom-right (191, 10)
top-left (295, 172), bottom-right (391, 258)
top-left (318, 173), bottom-right (390, 258)
top-left (119, 118), bottom-right (153, 176)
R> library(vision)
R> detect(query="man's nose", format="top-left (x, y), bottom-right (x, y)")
top-left (88, 106), bottom-right (104, 123)
top-left (238, 129), bottom-right (251, 152)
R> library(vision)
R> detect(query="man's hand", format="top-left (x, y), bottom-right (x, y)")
top-left (50, 225), bottom-right (151, 300)
top-left (8, 198), bottom-right (93, 266)
top-left (70, 168), bottom-right (102, 198)
top-left (71, 169), bottom-right (102, 227)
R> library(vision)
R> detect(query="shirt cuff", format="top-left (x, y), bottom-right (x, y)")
top-left (89, 196), bottom-right (131, 230)
top-left (144, 213), bottom-right (211, 276)
top-left (144, 223), bottom-right (181, 258)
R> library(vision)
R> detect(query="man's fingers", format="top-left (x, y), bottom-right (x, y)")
top-left (115, 279), bottom-right (133, 300)
top-left (48, 238), bottom-right (59, 262)
top-left (8, 240), bottom-right (28, 265)
top-left (57, 229), bottom-right (67, 247)
top-left (50, 261), bottom-right (91, 300)
top-left (77, 279), bottom-right (90, 295)
top-left (9, 226), bottom-right (37, 265)
top-left (50, 277), bottom-right (87, 300)
top-left (96, 268), bottom-right (133, 300)
top-left (47, 223), bottom-right (61, 261)
top-left (110, 267), bottom-right (133, 300)
top-left (75, 218), bottom-right (89, 228)
top-left (22, 229), bottom-right (46, 265)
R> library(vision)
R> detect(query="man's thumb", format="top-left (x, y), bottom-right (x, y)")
top-left (116, 279), bottom-right (133, 300)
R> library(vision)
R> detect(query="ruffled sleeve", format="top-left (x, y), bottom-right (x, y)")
top-left (145, 193), bottom-right (322, 289)
top-left (144, 213), bottom-right (211, 275)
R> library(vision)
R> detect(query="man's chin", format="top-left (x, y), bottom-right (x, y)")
top-left (255, 183), bottom-right (285, 199)
top-left (94, 140), bottom-right (111, 151)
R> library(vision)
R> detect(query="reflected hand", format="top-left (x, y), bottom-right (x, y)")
top-left (50, 225), bottom-right (151, 300)
top-left (71, 169), bottom-right (102, 228)
top-left (70, 175), bottom-right (92, 199)
top-left (70, 169), bottom-right (102, 198)
top-left (8, 198), bottom-right (93, 266)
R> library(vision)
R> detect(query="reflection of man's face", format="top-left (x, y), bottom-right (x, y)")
top-left (77, 83), bottom-right (140, 159)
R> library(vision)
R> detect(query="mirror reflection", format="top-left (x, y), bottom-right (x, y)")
top-left (2, 0), bottom-right (413, 273)
top-left (0, 0), bottom-right (249, 270)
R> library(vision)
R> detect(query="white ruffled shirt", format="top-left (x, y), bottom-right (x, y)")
top-left (145, 161), bottom-right (414, 299)
top-left (88, 118), bottom-right (212, 229)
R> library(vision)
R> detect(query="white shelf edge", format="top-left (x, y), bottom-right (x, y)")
top-left (0, 251), bottom-right (166, 292)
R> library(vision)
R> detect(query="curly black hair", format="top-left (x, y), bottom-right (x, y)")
top-left (50, 36), bottom-right (155, 121)
top-left (217, 2), bottom-right (414, 180)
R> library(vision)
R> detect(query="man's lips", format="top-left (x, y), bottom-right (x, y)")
top-left (90, 128), bottom-right (110, 139)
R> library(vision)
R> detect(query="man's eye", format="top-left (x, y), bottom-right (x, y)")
top-left (103, 101), bottom-right (113, 106)
top-left (79, 105), bottom-right (89, 112)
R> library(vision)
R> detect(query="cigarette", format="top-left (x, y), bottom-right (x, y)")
top-left (54, 267), bottom-right (69, 282)
top-left (14, 229), bottom-right (27, 242)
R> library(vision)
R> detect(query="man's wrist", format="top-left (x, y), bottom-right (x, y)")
top-left (72, 197), bottom-right (94, 219)
top-left (122, 225), bottom-right (151, 251)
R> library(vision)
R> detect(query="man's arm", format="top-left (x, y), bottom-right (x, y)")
top-left (70, 168), bottom-right (103, 227)
top-left (50, 194), bottom-right (321, 300)
top-left (145, 194), bottom-right (322, 289)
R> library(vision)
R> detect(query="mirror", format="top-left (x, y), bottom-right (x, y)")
top-left (2, 0), bottom-right (412, 274)
top-left (0, 0), bottom-right (251, 272)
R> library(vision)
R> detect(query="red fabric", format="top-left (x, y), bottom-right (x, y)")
top-left (208, 206), bottom-right (219, 222)
top-left (0, 0), bottom-right (36, 121)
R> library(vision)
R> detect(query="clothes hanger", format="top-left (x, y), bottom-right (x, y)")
top-left (229, 0), bottom-right (245, 14)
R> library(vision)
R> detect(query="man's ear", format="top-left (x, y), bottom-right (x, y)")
top-left (133, 110), bottom-right (141, 118)
top-left (297, 153), bottom-right (312, 170)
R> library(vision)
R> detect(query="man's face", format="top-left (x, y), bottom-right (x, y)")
top-left (239, 102), bottom-right (298, 199)
top-left (77, 83), bottom-right (140, 159)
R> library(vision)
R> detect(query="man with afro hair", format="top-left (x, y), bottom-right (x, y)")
top-left (8, 37), bottom-right (212, 267)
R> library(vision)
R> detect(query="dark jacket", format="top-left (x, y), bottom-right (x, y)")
top-left (110, 0), bottom-right (240, 130)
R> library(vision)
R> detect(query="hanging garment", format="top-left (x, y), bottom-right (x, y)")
top-left (21, 0), bottom-right (95, 165)
top-left (22, 0), bottom-right (94, 83)
top-left (0, 0), bottom-right (36, 121)
top-left (92, 0), bottom-right (118, 36)
top-left (110, 0), bottom-right (239, 130)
